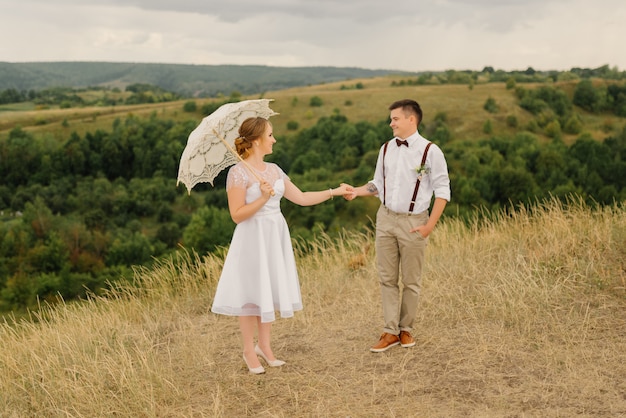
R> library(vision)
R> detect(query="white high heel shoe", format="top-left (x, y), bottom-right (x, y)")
top-left (243, 353), bottom-right (265, 374)
top-left (255, 345), bottom-right (286, 367)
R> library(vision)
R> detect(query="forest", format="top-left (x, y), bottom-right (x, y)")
top-left (0, 69), bottom-right (625, 312)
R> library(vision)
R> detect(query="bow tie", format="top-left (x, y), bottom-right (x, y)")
top-left (396, 139), bottom-right (409, 147)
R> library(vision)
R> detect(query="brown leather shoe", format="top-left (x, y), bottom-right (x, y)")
top-left (400, 331), bottom-right (416, 348)
top-left (370, 332), bottom-right (400, 352)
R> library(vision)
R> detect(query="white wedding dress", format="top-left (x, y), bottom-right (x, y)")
top-left (211, 162), bottom-right (302, 323)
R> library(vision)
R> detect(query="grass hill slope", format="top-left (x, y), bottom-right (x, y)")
top-left (3, 75), bottom-right (622, 145)
top-left (1, 198), bottom-right (624, 416)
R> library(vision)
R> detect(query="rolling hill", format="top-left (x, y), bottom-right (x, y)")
top-left (0, 62), bottom-right (407, 97)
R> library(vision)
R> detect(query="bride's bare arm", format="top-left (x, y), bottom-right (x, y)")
top-left (227, 182), bottom-right (273, 224)
top-left (283, 179), bottom-right (351, 206)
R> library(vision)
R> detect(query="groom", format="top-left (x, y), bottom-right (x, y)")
top-left (345, 98), bottom-right (450, 352)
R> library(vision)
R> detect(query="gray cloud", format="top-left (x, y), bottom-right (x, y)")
top-left (19, 0), bottom-right (561, 28)
top-left (1, 0), bottom-right (624, 72)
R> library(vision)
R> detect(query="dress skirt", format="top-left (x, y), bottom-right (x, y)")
top-left (211, 178), bottom-right (303, 323)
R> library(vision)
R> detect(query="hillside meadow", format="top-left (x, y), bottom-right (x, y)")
top-left (2, 76), bottom-right (623, 145)
top-left (1, 198), bottom-right (624, 417)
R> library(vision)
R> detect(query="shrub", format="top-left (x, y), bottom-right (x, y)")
top-left (506, 77), bottom-right (516, 89)
top-left (484, 97), bottom-right (499, 113)
top-left (483, 119), bottom-right (493, 134)
top-left (545, 120), bottom-right (562, 138)
top-left (309, 96), bottom-right (323, 107)
top-left (183, 101), bottom-right (197, 112)
top-left (563, 115), bottom-right (583, 135)
top-left (506, 115), bottom-right (518, 128)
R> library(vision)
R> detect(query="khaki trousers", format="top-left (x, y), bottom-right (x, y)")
top-left (375, 205), bottom-right (428, 336)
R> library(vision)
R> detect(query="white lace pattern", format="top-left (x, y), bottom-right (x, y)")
top-left (226, 162), bottom-right (287, 191)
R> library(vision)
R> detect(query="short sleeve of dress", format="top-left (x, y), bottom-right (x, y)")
top-left (226, 164), bottom-right (250, 191)
top-left (272, 163), bottom-right (290, 182)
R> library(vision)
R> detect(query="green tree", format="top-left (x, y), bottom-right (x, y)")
top-left (291, 151), bottom-right (323, 174)
top-left (182, 206), bottom-right (235, 254)
top-left (606, 84), bottom-right (626, 116)
top-left (106, 232), bottom-right (153, 266)
top-left (337, 146), bottom-right (359, 170)
top-left (26, 232), bottom-right (69, 274)
top-left (544, 120), bottom-right (562, 139)
top-left (0, 273), bottom-right (34, 310)
top-left (1, 127), bottom-right (40, 187)
top-left (22, 197), bottom-right (55, 239)
top-left (573, 79), bottom-right (603, 112)
top-left (496, 166), bottom-right (538, 204)
top-left (567, 134), bottom-right (613, 194)
top-left (563, 114), bottom-right (583, 135)
top-left (425, 112), bottom-right (452, 145)
top-left (156, 222), bottom-right (181, 248)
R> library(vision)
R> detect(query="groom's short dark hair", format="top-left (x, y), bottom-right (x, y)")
top-left (389, 99), bottom-right (423, 126)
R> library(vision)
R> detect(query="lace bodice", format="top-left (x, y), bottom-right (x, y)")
top-left (226, 162), bottom-right (289, 213)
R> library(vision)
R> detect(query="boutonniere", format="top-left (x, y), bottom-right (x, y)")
top-left (415, 164), bottom-right (430, 180)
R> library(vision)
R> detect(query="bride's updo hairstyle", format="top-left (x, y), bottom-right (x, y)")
top-left (235, 117), bottom-right (270, 158)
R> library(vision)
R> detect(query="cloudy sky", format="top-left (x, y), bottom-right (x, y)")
top-left (1, 0), bottom-right (624, 72)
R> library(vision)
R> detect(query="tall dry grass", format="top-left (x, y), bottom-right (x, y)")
top-left (1, 198), bottom-right (625, 417)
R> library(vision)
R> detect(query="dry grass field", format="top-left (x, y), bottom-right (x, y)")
top-left (1, 198), bottom-right (625, 417)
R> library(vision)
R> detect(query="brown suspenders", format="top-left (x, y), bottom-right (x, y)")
top-left (382, 141), bottom-right (390, 207)
top-left (382, 140), bottom-right (432, 213)
top-left (409, 142), bottom-right (432, 212)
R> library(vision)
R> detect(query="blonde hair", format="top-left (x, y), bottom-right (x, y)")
top-left (234, 117), bottom-right (270, 158)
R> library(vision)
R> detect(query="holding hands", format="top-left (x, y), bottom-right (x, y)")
top-left (332, 183), bottom-right (354, 199)
top-left (341, 183), bottom-right (358, 201)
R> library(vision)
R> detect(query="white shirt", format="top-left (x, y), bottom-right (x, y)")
top-left (370, 131), bottom-right (450, 214)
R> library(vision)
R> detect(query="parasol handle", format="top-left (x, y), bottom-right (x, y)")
top-left (212, 129), bottom-right (275, 196)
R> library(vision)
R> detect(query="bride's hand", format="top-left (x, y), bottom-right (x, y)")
top-left (260, 181), bottom-right (274, 198)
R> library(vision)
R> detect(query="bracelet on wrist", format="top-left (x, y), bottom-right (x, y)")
top-left (329, 188), bottom-right (333, 199)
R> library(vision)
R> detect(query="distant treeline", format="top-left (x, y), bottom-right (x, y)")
top-left (1, 78), bottom-right (625, 312)
top-left (0, 62), bottom-right (402, 97)
top-left (390, 64), bottom-right (626, 87)
top-left (1, 62), bottom-right (624, 99)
